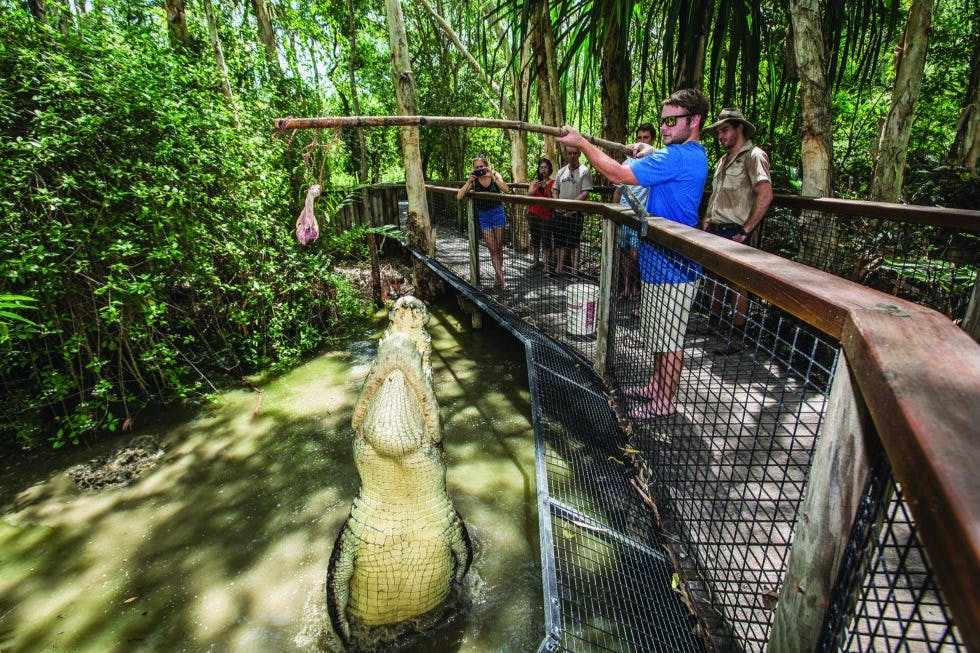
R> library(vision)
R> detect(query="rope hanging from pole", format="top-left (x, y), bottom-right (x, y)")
top-left (273, 115), bottom-right (632, 155)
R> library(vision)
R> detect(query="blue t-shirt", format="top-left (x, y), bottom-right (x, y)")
top-left (631, 141), bottom-right (708, 284)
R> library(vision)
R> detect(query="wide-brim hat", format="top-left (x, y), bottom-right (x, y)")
top-left (705, 108), bottom-right (756, 139)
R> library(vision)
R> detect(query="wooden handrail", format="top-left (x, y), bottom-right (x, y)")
top-left (427, 184), bottom-right (980, 649)
top-left (447, 182), bottom-right (980, 230)
top-left (771, 194), bottom-right (980, 230)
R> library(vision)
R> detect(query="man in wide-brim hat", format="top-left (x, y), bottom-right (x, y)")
top-left (705, 108), bottom-right (758, 140)
top-left (699, 108), bottom-right (773, 355)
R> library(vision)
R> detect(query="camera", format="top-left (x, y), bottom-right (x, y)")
top-left (536, 172), bottom-right (545, 182)
top-left (471, 167), bottom-right (487, 177)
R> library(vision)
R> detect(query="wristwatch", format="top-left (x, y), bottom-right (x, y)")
top-left (737, 226), bottom-right (750, 236)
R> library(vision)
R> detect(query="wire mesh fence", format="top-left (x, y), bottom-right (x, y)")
top-left (608, 239), bottom-right (838, 649)
top-left (415, 186), bottom-right (967, 652)
top-left (761, 205), bottom-right (978, 322)
top-left (819, 453), bottom-right (966, 653)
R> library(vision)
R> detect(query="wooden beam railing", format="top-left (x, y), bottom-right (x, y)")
top-left (771, 193), bottom-right (980, 230)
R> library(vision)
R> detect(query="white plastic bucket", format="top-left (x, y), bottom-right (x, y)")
top-left (566, 282), bottom-right (599, 337)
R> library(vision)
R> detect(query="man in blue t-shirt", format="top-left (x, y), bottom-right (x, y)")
top-left (557, 88), bottom-right (709, 419)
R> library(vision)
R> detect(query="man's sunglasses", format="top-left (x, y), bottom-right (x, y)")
top-left (659, 113), bottom-right (692, 127)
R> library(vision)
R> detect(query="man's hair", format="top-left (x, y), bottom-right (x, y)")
top-left (663, 88), bottom-right (709, 131)
top-left (636, 123), bottom-right (655, 137)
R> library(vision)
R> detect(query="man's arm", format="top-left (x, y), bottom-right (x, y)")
top-left (556, 127), bottom-right (639, 186)
top-left (733, 180), bottom-right (773, 243)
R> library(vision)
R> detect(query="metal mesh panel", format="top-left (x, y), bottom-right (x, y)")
top-left (819, 458), bottom-right (966, 653)
top-left (610, 241), bottom-right (836, 649)
top-left (762, 206), bottom-right (978, 321)
top-left (414, 187), bottom-right (965, 652)
top-left (534, 346), bottom-right (704, 652)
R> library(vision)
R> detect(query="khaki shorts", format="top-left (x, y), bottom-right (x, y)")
top-left (639, 280), bottom-right (699, 352)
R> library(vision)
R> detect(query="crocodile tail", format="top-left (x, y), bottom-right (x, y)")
top-left (326, 515), bottom-right (356, 647)
top-left (450, 508), bottom-right (474, 585)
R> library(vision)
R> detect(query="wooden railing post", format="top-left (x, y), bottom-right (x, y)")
top-left (767, 355), bottom-right (875, 653)
top-left (465, 198), bottom-right (480, 287)
top-left (963, 270), bottom-right (980, 343)
top-left (593, 216), bottom-right (616, 378)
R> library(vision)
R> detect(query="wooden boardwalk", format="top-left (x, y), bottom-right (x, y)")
top-left (427, 221), bottom-right (833, 647)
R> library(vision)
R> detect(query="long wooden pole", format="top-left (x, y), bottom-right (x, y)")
top-left (273, 115), bottom-right (632, 155)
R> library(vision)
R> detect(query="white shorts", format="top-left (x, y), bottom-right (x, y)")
top-left (639, 280), bottom-right (699, 352)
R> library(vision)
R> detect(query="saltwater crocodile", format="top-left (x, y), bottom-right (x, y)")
top-left (326, 296), bottom-right (472, 647)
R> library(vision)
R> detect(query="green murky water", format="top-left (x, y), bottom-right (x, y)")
top-left (0, 302), bottom-right (542, 652)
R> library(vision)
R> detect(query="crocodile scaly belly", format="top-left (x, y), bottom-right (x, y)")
top-left (345, 497), bottom-right (462, 624)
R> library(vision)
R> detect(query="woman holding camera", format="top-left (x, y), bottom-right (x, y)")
top-left (527, 157), bottom-right (555, 274)
top-left (457, 155), bottom-right (511, 291)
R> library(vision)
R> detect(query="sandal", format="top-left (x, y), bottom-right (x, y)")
top-left (623, 386), bottom-right (657, 400)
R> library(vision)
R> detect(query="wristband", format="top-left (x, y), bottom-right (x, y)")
top-left (737, 226), bottom-right (749, 236)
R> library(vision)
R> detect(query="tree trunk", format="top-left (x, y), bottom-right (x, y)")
top-left (384, 0), bottom-right (439, 299)
top-left (308, 35), bottom-right (321, 89)
top-left (509, 36), bottom-right (532, 180)
top-left (250, 0), bottom-right (280, 79)
top-left (202, 0), bottom-right (238, 125)
top-left (600, 5), bottom-right (630, 148)
top-left (487, 3), bottom-right (530, 183)
top-left (673, 0), bottom-right (711, 90)
top-left (532, 0), bottom-right (563, 163)
top-left (788, 0), bottom-right (834, 198)
top-left (348, 0), bottom-right (382, 305)
top-left (53, 0), bottom-right (71, 34)
top-left (28, 0), bottom-right (46, 23)
top-left (789, 0), bottom-right (837, 270)
top-left (950, 22), bottom-right (980, 176)
top-left (165, 0), bottom-right (190, 51)
top-left (870, 0), bottom-right (934, 202)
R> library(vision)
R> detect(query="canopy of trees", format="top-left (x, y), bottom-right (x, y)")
top-left (1, 0), bottom-right (977, 448)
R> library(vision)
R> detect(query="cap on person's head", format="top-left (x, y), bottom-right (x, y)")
top-left (705, 108), bottom-right (756, 139)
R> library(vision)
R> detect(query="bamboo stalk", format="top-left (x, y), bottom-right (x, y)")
top-left (273, 115), bottom-right (631, 155)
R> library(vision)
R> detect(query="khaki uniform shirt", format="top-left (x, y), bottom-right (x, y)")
top-left (705, 140), bottom-right (771, 226)
top-left (554, 163), bottom-right (594, 201)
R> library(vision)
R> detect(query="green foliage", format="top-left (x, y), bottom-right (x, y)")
top-left (0, 14), bottom-right (371, 449)
top-left (0, 294), bottom-right (38, 344)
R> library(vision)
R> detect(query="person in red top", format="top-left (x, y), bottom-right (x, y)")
top-left (527, 158), bottom-right (555, 274)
